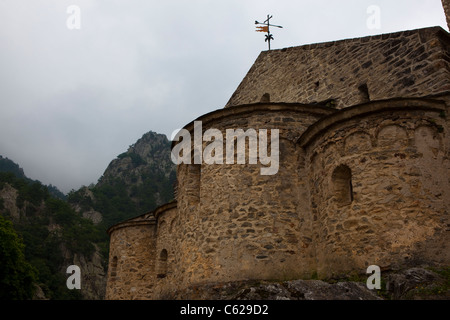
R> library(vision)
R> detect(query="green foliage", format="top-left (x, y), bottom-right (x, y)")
top-left (70, 167), bottom-right (174, 231)
top-left (90, 179), bottom-right (139, 228)
top-left (47, 184), bottom-right (67, 200)
top-left (45, 198), bottom-right (103, 257)
top-left (415, 267), bottom-right (450, 298)
top-left (0, 134), bottom-right (176, 299)
top-left (19, 182), bottom-right (50, 208)
top-left (117, 152), bottom-right (128, 159)
top-left (0, 156), bottom-right (26, 179)
top-left (90, 165), bottom-right (176, 229)
top-left (116, 152), bottom-right (146, 167)
top-left (0, 172), bottom-right (106, 300)
top-left (0, 156), bottom-right (66, 200)
top-left (67, 188), bottom-right (94, 212)
top-left (0, 215), bottom-right (37, 300)
top-left (129, 153), bottom-right (146, 167)
top-left (0, 172), bottom-right (50, 209)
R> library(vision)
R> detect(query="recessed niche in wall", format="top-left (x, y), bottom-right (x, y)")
top-left (157, 249), bottom-right (168, 279)
top-left (332, 164), bottom-right (353, 206)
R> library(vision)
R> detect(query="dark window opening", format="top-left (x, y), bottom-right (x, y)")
top-left (260, 93), bottom-right (271, 102)
top-left (157, 249), bottom-right (168, 279)
top-left (332, 165), bottom-right (353, 206)
top-left (110, 256), bottom-right (118, 281)
top-left (358, 83), bottom-right (370, 103)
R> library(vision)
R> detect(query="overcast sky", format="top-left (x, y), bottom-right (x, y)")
top-left (0, 0), bottom-right (447, 193)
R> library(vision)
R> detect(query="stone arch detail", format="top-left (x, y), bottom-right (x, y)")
top-left (158, 220), bottom-right (167, 233)
top-left (344, 131), bottom-right (372, 153)
top-left (169, 218), bottom-right (176, 233)
top-left (377, 125), bottom-right (408, 148)
top-left (414, 125), bottom-right (441, 158)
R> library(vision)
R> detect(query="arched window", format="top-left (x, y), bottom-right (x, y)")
top-left (157, 249), bottom-right (168, 279)
top-left (110, 256), bottom-right (118, 281)
top-left (332, 165), bottom-right (353, 206)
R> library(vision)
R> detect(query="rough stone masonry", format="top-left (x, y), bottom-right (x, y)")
top-left (105, 21), bottom-right (450, 299)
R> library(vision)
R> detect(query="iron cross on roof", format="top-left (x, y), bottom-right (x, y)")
top-left (255, 14), bottom-right (283, 50)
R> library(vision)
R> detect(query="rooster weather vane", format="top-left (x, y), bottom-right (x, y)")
top-left (255, 14), bottom-right (283, 50)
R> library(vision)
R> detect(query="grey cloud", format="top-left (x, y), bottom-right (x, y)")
top-left (0, 0), bottom-right (446, 193)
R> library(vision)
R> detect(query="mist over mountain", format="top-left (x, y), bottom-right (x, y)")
top-left (0, 130), bottom-right (176, 299)
top-left (68, 131), bottom-right (176, 229)
top-left (0, 156), bottom-right (66, 200)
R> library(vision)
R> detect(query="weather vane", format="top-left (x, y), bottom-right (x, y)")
top-left (255, 14), bottom-right (283, 50)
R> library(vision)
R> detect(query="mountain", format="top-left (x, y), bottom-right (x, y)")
top-left (0, 130), bottom-right (176, 300)
top-left (68, 131), bottom-right (176, 229)
top-left (0, 156), bottom-right (66, 200)
top-left (0, 155), bottom-right (27, 179)
top-left (0, 170), bottom-right (106, 300)
top-left (65, 130), bottom-right (176, 297)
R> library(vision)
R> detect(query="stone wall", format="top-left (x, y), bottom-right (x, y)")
top-left (226, 27), bottom-right (450, 109)
top-left (299, 99), bottom-right (450, 278)
top-left (106, 98), bottom-right (450, 300)
top-left (105, 25), bottom-right (450, 300)
top-left (152, 202), bottom-right (179, 297)
top-left (171, 103), bottom-right (335, 291)
top-left (105, 213), bottom-right (157, 300)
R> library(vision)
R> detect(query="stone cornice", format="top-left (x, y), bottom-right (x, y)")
top-left (171, 102), bottom-right (336, 149)
top-left (297, 97), bottom-right (447, 148)
top-left (107, 200), bottom-right (177, 235)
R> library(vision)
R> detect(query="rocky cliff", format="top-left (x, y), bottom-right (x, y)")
top-left (66, 131), bottom-right (176, 299)
top-left (70, 131), bottom-right (176, 229)
top-left (99, 131), bottom-right (175, 189)
top-left (1, 131), bottom-right (176, 300)
top-left (0, 173), bottom-right (106, 300)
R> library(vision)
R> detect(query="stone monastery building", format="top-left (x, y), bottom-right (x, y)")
top-left (105, 3), bottom-right (450, 299)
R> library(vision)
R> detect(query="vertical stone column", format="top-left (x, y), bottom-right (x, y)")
top-left (442, 0), bottom-right (450, 30)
